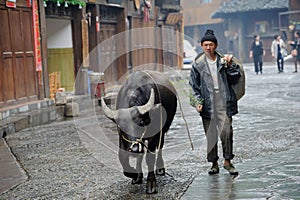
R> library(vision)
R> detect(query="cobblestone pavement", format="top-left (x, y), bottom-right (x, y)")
top-left (0, 62), bottom-right (299, 199)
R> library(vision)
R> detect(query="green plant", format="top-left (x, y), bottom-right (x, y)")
top-left (44, 0), bottom-right (86, 8)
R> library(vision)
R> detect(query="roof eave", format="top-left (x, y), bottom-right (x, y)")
top-left (212, 7), bottom-right (289, 19)
top-left (211, 11), bottom-right (228, 19)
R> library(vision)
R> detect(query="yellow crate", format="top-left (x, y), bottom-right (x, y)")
top-left (49, 72), bottom-right (61, 99)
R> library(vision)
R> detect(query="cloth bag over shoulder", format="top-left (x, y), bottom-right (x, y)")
top-left (217, 52), bottom-right (245, 100)
top-left (232, 57), bottom-right (245, 100)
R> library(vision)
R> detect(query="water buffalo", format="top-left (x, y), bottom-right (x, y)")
top-left (101, 70), bottom-right (177, 194)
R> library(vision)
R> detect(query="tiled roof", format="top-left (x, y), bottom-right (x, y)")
top-left (212, 0), bottom-right (289, 18)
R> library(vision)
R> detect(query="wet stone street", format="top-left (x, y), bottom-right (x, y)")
top-left (0, 62), bottom-right (300, 199)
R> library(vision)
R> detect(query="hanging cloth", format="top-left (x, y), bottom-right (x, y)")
top-left (143, 1), bottom-right (151, 22)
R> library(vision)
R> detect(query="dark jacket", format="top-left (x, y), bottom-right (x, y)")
top-left (251, 41), bottom-right (264, 56)
top-left (189, 52), bottom-right (241, 119)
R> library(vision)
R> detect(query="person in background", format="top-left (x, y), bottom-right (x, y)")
top-left (271, 35), bottom-right (286, 73)
top-left (189, 29), bottom-right (242, 176)
top-left (288, 31), bottom-right (300, 73)
top-left (249, 35), bottom-right (265, 74)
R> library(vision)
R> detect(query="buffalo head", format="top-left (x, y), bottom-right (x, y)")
top-left (101, 88), bottom-right (165, 139)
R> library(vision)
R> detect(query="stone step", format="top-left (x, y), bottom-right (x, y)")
top-left (0, 100), bottom-right (55, 120)
top-left (0, 95), bottom-right (106, 138)
top-left (0, 105), bottom-right (65, 138)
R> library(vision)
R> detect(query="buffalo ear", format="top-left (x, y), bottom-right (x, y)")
top-left (141, 112), bottom-right (151, 126)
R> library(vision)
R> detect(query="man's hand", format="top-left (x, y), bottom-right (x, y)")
top-left (223, 54), bottom-right (233, 65)
top-left (221, 54), bottom-right (233, 67)
top-left (196, 104), bottom-right (203, 113)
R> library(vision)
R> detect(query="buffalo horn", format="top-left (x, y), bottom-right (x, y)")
top-left (101, 97), bottom-right (116, 120)
top-left (137, 88), bottom-right (155, 115)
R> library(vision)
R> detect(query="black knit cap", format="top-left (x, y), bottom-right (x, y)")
top-left (201, 29), bottom-right (218, 44)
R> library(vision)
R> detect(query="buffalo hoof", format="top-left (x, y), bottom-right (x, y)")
top-left (131, 173), bottom-right (143, 184)
top-left (155, 168), bottom-right (165, 176)
top-left (146, 180), bottom-right (158, 194)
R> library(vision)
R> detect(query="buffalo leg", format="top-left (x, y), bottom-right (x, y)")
top-left (155, 149), bottom-right (165, 176)
top-left (132, 153), bottom-right (143, 184)
top-left (119, 149), bottom-right (138, 180)
top-left (145, 145), bottom-right (158, 194)
top-left (156, 134), bottom-right (165, 176)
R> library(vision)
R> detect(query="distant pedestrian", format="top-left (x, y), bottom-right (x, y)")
top-left (249, 35), bottom-right (265, 74)
top-left (189, 29), bottom-right (244, 176)
top-left (288, 31), bottom-right (300, 73)
top-left (271, 35), bottom-right (286, 73)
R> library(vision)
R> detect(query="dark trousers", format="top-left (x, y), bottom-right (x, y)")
top-left (293, 57), bottom-right (299, 72)
top-left (253, 55), bottom-right (263, 73)
top-left (277, 53), bottom-right (284, 72)
top-left (201, 91), bottom-right (235, 163)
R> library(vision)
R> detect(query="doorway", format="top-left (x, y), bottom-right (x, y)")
top-left (46, 18), bottom-right (75, 93)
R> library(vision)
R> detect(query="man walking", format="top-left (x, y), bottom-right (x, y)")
top-left (189, 29), bottom-right (243, 175)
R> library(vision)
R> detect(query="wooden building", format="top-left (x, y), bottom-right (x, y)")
top-left (86, 0), bottom-right (183, 87)
top-left (279, 0), bottom-right (300, 40)
top-left (212, 0), bottom-right (289, 63)
top-left (0, 0), bottom-right (183, 108)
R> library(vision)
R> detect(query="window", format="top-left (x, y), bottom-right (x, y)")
top-left (255, 21), bottom-right (268, 34)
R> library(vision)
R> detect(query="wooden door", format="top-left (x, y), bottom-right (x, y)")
top-left (99, 22), bottom-right (118, 83)
top-left (0, 6), bottom-right (37, 106)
